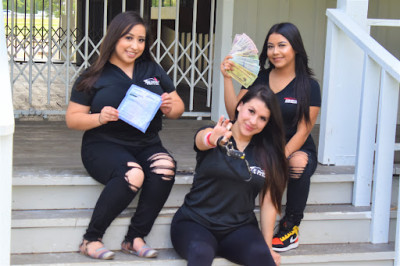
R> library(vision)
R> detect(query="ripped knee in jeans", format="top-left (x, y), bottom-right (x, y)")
top-left (124, 162), bottom-right (144, 192)
top-left (288, 151), bottom-right (309, 179)
top-left (148, 153), bottom-right (176, 181)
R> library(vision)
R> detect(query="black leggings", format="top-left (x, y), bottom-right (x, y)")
top-left (285, 150), bottom-right (317, 225)
top-left (81, 139), bottom-right (175, 242)
top-left (170, 209), bottom-right (275, 266)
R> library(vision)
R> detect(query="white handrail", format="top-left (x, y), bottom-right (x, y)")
top-left (326, 9), bottom-right (400, 81)
top-left (325, 8), bottom-right (400, 263)
top-left (0, 4), bottom-right (15, 266)
top-left (367, 18), bottom-right (400, 27)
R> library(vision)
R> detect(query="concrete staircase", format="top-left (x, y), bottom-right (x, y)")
top-left (10, 120), bottom-right (397, 265)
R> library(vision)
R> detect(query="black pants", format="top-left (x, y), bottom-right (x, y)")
top-left (81, 139), bottom-right (175, 242)
top-left (285, 150), bottom-right (317, 225)
top-left (170, 209), bottom-right (275, 266)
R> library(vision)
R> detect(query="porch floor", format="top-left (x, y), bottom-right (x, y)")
top-left (13, 119), bottom-right (355, 177)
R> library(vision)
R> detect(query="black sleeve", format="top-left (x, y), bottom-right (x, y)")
top-left (69, 74), bottom-right (93, 106)
top-left (156, 63), bottom-right (176, 93)
top-left (309, 79), bottom-right (321, 107)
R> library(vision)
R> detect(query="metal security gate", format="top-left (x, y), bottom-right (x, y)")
top-left (4, 0), bottom-right (215, 118)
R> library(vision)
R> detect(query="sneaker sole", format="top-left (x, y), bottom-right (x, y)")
top-left (271, 241), bottom-right (299, 252)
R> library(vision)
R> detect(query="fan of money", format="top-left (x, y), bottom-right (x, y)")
top-left (226, 33), bottom-right (260, 88)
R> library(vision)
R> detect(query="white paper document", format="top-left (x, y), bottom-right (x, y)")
top-left (118, 84), bottom-right (162, 133)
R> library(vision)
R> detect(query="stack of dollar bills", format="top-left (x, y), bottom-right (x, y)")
top-left (227, 33), bottom-right (260, 88)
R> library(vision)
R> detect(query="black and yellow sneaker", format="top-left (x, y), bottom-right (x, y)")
top-left (272, 221), bottom-right (299, 252)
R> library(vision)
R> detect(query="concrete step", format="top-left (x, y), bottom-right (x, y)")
top-left (12, 204), bottom-right (398, 254)
top-left (10, 243), bottom-right (395, 266)
top-left (12, 166), bottom-right (355, 210)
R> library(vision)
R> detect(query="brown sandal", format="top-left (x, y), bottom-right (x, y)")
top-left (79, 239), bottom-right (115, 260)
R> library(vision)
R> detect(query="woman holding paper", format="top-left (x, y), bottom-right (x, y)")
top-left (170, 86), bottom-right (288, 266)
top-left (66, 11), bottom-right (184, 260)
top-left (221, 22), bottom-right (321, 253)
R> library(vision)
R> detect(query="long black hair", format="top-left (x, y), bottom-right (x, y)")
top-left (259, 22), bottom-right (314, 126)
top-left (235, 85), bottom-right (288, 213)
top-left (76, 11), bottom-right (153, 92)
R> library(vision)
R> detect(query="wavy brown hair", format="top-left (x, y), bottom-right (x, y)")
top-left (235, 84), bottom-right (288, 213)
top-left (76, 11), bottom-right (153, 93)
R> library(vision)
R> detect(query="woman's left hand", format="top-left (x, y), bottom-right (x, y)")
top-left (160, 92), bottom-right (173, 115)
top-left (271, 249), bottom-right (281, 266)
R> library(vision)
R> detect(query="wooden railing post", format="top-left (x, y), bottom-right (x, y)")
top-left (370, 71), bottom-right (399, 243)
top-left (211, 0), bottom-right (234, 122)
top-left (353, 55), bottom-right (380, 207)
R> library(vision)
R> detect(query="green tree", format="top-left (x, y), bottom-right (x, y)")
top-left (2, 0), bottom-right (61, 17)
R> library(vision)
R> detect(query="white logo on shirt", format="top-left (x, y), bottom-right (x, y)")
top-left (250, 166), bottom-right (265, 178)
top-left (143, 77), bottom-right (160, 85)
top-left (284, 97), bottom-right (297, 104)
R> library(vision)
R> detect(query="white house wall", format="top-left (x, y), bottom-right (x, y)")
top-left (221, 0), bottom-right (398, 124)
top-left (230, 0), bottom-right (398, 84)
top-left (229, 0), bottom-right (337, 90)
top-left (369, 0), bottom-right (400, 60)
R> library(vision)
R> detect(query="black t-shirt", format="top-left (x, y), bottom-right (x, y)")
top-left (70, 60), bottom-right (175, 145)
top-left (245, 69), bottom-right (321, 154)
top-left (181, 126), bottom-right (266, 231)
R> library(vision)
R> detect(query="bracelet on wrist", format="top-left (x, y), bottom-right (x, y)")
top-left (98, 114), bottom-right (104, 125)
top-left (204, 131), bottom-right (216, 148)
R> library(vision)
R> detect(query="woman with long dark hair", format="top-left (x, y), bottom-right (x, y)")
top-left (171, 86), bottom-right (288, 265)
top-left (66, 11), bottom-right (184, 260)
top-left (221, 22), bottom-right (321, 252)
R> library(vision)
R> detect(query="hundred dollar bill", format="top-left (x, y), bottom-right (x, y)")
top-left (227, 61), bottom-right (258, 88)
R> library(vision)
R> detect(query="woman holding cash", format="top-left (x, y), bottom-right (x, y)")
top-left (170, 85), bottom-right (288, 266)
top-left (66, 11), bottom-right (184, 260)
top-left (221, 22), bottom-right (321, 252)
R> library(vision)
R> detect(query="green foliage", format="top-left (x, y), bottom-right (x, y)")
top-left (2, 0), bottom-right (61, 18)
top-left (151, 0), bottom-right (176, 7)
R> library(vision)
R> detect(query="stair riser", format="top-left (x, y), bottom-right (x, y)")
top-left (12, 215), bottom-right (397, 254)
top-left (13, 175), bottom-right (400, 210)
top-left (12, 181), bottom-right (353, 210)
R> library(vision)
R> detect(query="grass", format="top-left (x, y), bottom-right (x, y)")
top-left (4, 16), bottom-right (61, 39)
top-left (4, 17), bottom-right (60, 29)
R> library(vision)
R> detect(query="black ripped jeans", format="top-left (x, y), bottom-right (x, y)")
top-left (81, 137), bottom-right (176, 243)
top-left (284, 150), bottom-right (317, 225)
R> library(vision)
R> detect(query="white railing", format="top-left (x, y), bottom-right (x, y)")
top-left (320, 8), bottom-right (400, 263)
top-left (0, 5), bottom-right (15, 266)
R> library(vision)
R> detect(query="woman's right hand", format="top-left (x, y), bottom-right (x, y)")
top-left (220, 55), bottom-right (234, 79)
top-left (209, 115), bottom-right (233, 146)
top-left (99, 106), bottom-right (119, 125)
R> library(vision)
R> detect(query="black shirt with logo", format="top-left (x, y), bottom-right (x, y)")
top-left (70, 60), bottom-right (175, 145)
top-left (247, 69), bottom-right (321, 154)
top-left (181, 126), bottom-right (266, 231)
